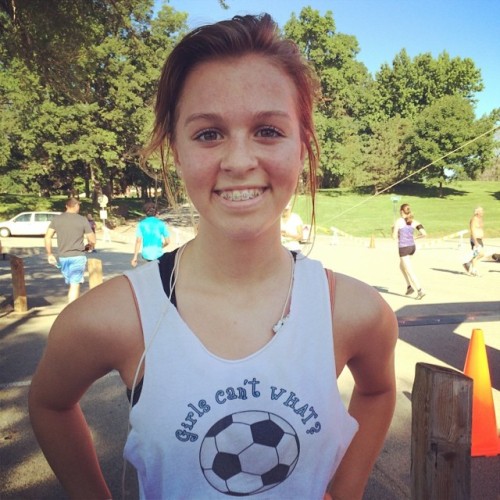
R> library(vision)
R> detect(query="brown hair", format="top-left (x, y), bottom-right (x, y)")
top-left (400, 203), bottom-right (414, 225)
top-left (143, 201), bottom-right (156, 216)
top-left (66, 197), bottom-right (80, 208)
top-left (143, 13), bottom-right (320, 223)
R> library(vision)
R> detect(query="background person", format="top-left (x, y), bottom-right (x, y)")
top-left (85, 213), bottom-right (97, 252)
top-left (281, 201), bottom-right (304, 251)
top-left (463, 206), bottom-right (484, 276)
top-left (393, 203), bottom-right (426, 299)
top-left (44, 197), bottom-right (95, 303)
top-left (86, 213), bottom-right (97, 234)
top-left (29, 15), bottom-right (397, 500)
top-left (131, 201), bottom-right (170, 267)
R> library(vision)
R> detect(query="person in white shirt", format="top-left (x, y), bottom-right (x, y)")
top-left (281, 201), bottom-right (304, 251)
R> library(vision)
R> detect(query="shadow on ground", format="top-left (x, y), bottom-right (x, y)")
top-left (395, 301), bottom-right (500, 391)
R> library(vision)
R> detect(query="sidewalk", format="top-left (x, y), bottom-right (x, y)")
top-left (1, 228), bottom-right (499, 499)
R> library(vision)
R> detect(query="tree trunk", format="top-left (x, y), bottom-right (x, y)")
top-left (90, 164), bottom-right (99, 206)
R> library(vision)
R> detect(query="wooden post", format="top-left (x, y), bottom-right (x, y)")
top-left (10, 255), bottom-right (28, 313)
top-left (87, 258), bottom-right (103, 289)
top-left (411, 363), bottom-right (472, 500)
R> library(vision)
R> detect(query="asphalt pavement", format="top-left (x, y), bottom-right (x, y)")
top-left (1, 224), bottom-right (499, 499)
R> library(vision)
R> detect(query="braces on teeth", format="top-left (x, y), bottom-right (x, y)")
top-left (221, 189), bottom-right (262, 201)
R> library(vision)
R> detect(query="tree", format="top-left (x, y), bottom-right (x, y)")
top-left (363, 116), bottom-right (413, 193)
top-left (284, 7), bottom-right (374, 186)
top-left (403, 95), bottom-right (495, 195)
top-left (0, 0), bottom-right (150, 102)
top-left (375, 50), bottom-right (484, 119)
top-left (0, 1), bottom-right (188, 198)
top-left (0, 54), bottom-right (47, 193)
top-left (83, 3), bottom-right (187, 199)
top-left (284, 7), bottom-right (373, 120)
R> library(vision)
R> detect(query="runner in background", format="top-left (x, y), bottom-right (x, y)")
top-left (463, 206), bottom-right (485, 276)
top-left (393, 203), bottom-right (426, 299)
top-left (131, 201), bottom-right (170, 266)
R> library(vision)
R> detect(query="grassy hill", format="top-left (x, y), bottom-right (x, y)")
top-left (294, 181), bottom-right (500, 238)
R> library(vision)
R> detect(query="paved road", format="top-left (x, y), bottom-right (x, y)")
top-left (1, 227), bottom-right (499, 499)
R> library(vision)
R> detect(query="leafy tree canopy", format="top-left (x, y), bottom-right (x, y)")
top-left (0, 3), bottom-right (497, 198)
top-left (0, 0), bottom-right (188, 198)
top-left (375, 49), bottom-right (484, 119)
top-left (403, 94), bottom-right (495, 193)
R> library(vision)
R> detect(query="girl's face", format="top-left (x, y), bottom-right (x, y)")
top-left (172, 54), bottom-right (306, 241)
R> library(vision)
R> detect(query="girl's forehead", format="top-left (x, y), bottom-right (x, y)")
top-left (176, 55), bottom-right (299, 117)
top-left (183, 54), bottom-right (295, 97)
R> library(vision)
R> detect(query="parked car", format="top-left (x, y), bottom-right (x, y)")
top-left (0, 211), bottom-right (61, 237)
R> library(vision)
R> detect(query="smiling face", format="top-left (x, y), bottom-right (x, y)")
top-left (171, 54), bottom-right (306, 241)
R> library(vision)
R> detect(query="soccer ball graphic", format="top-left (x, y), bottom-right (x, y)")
top-left (199, 410), bottom-right (300, 496)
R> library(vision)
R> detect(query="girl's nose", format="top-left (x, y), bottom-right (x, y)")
top-left (220, 138), bottom-right (258, 175)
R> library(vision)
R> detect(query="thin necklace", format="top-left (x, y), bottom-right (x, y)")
top-left (272, 251), bottom-right (295, 334)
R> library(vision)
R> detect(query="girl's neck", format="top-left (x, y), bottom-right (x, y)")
top-left (184, 225), bottom-right (288, 284)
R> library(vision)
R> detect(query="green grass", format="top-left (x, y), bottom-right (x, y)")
top-left (1, 181), bottom-right (499, 238)
top-left (293, 181), bottom-right (500, 238)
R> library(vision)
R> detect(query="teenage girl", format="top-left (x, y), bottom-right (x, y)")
top-left (29, 14), bottom-right (397, 499)
top-left (393, 203), bottom-right (426, 299)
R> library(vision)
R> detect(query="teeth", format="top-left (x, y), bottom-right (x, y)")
top-left (219, 188), bottom-right (264, 201)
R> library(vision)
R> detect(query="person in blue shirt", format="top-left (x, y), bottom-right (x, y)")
top-left (131, 202), bottom-right (170, 266)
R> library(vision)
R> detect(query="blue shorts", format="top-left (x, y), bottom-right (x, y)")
top-left (59, 256), bottom-right (87, 285)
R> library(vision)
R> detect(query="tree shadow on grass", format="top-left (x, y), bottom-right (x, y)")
top-left (489, 190), bottom-right (500, 201)
top-left (321, 182), bottom-right (467, 199)
top-left (391, 182), bottom-right (466, 198)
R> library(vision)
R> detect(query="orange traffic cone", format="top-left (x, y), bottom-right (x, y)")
top-left (463, 328), bottom-right (500, 456)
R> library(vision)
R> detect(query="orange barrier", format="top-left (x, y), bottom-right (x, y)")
top-left (463, 328), bottom-right (500, 457)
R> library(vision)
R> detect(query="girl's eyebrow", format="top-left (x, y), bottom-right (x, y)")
top-left (183, 113), bottom-right (219, 127)
top-left (183, 110), bottom-right (292, 127)
top-left (254, 110), bottom-right (292, 121)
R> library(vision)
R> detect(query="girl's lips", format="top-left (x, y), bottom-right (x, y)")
top-left (216, 188), bottom-right (265, 202)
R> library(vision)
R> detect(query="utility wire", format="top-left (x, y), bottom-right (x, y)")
top-left (324, 123), bottom-right (499, 223)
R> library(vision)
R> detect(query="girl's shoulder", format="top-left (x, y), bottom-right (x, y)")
top-left (53, 276), bottom-right (144, 381)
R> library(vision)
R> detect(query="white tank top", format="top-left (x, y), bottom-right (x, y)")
top-left (123, 255), bottom-right (358, 499)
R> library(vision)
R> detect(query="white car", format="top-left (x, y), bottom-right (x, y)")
top-left (0, 211), bottom-right (61, 237)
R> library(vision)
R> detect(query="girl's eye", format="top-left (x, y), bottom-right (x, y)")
top-left (194, 129), bottom-right (221, 142)
top-left (257, 126), bottom-right (283, 138)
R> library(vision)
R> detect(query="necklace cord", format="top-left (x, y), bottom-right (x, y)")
top-left (272, 250), bottom-right (295, 334)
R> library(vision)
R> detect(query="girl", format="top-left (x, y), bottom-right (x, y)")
top-left (393, 203), bottom-right (426, 299)
top-left (29, 14), bottom-right (397, 499)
